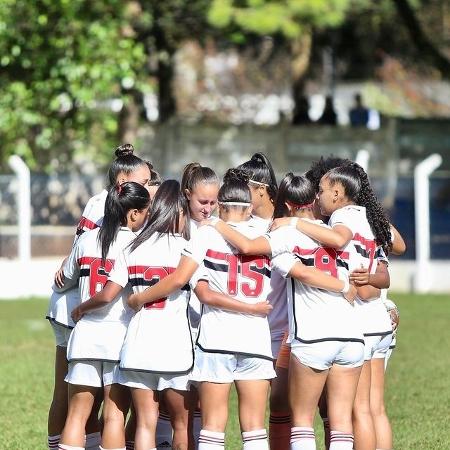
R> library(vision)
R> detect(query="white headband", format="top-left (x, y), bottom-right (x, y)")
top-left (218, 201), bottom-right (252, 207)
top-left (248, 179), bottom-right (269, 187)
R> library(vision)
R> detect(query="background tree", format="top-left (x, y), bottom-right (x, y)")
top-left (207, 0), bottom-right (356, 123)
top-left (0, 0), bottom-right (146, 171)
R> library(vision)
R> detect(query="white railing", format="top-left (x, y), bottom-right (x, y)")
top-left (413, 154), bottom-right (442, 293)
top-left (8, 155), bottom-right (31, 263)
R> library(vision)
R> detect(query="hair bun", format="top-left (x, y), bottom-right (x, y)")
top-left (115, 143), bottom-right (135, 158)
top-left (251, 153), bottom-right (265, 164)
top-left (224, 168), bottom-right (250, 184)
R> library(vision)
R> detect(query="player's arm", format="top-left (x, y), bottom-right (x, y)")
top-left (271, 218), bottom-right (352, 249)
top-left (287, 263), bottom-right (356, 303)
top-left (128, 256), bottom-right (199, 311)
top-left (194, 280), bottom-right (273, 316)
top-left (390, 224), bottom-right (406, 255)
top-left (203, 219), bottom-right (271, 255)
top-left (71, 281), bottom-right (123, 322)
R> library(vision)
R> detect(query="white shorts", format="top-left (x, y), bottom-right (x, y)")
top-left (66, 361), bottom-right (119, 387)
top-left (291, 340), bottom-right (364, 371)
top-left (363, 335), bottom-right (383, 361)
top-left (191, 348), bottom-right (276, 383)
top-left (119, 369), bottom-right (191, 392)
top-left (50, 321), bottom-right (72, 347)
top-left (372, 333), bottom-right (393, 359)
top-left (271, 338), bottom-right (283, 360)
top-left (384, 336), bottom-right (396, 369)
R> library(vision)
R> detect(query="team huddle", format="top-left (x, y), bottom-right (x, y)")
top-left (46, 145), bottom-right (405, 450)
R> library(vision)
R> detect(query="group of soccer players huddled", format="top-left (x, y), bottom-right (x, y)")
top-left (46, 144), bottom-right (405, 450)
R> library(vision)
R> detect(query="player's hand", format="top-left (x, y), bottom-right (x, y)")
top-left (270, 217), bottom-right (291, 231)
top-left (389, 308), bottom-right (399, 331)
top-left (71, 306), bottom-right (83, 323)
top-left (344, 284), bottom-right (357, 304)
top-left (250, 300), bottom-right (273, 317)
top-left (349, 267), bottom-right (370, 286)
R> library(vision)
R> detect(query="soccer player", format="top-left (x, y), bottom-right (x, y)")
top-left (272, 162), bottom-right (392, 450)
top-left (56, 182), bottom-right (150, 450)
top-left (47, 144), bottom-right (154, 450)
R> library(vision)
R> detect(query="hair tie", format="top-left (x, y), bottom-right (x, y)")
top-left (286, 200), bottom-right (314, 210)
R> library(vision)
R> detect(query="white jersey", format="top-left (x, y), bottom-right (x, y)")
top-left (329, 206), bottom-right (391, 337)
top-left (184, 222), bottom-right (273, 361)
top-left (248, 215), bottom-right (288, 343)
top-left (64, 227), bottom-right (135, 362)
top-left (268, 222), bottom-right (363, 344)
top-left (75, 189), bottom-right (108, 240)
top-left (188, 219), bottom-right (202, 331)
top-left (46, 190), bottom-right (108, 329)
top-left (110, 233), bottom-right (194, 374)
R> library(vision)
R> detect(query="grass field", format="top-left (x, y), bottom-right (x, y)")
top-left (0, 294), bottom-right (449, 449)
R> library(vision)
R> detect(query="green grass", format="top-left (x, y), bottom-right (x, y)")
top-left (0, 294), bottom-right (449, 449)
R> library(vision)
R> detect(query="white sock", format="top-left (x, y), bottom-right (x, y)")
top-left (193, 410), bottom-right (202, 447)
top-left (85, 432), bottom-right (101, 450)
top-left (198, 429), bottom-right (225, 449)
top-left (99, 447), bottom-right (125, 450)
top-left (125, 441), bottom-right (134, 450)
top-left (48, 434), bottom-right (61, 450)
top-left (242, 429), bottom-right (269, 449)
top-left (290, 427), bottom-right (316, 450)
top-left (329, 431), bottom-right (354, 450)
top-left (58, 445), bottom-right (84, 450)
top-left (156, 412), bottom-right (172, 447)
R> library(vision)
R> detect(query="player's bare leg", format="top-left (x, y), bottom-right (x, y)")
top-left (327, 364), bottom-right (362, 449)
top-left (48, 346), bottom-right (69, 437)
top-left (164, 388), bottom-right (195, 450)
top-left (131, 387), bottom-right (159, 450)
top-left (60, 384), bottom-right (98, 447)
top-left (197, 382), bottom-right (231, 449)
top-left (370, 358), bottom-right (392, 450)
top-left (101, 383), bottom-right (130, 449)
top-left (353, 361), bottom-right (376, 450)
top-left (289, 355), bottom-right (328, 448)
top-left (235, 378), bottom-right (270, 448)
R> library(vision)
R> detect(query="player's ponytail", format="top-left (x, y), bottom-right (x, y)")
top-left (274, 173), bottom-right (316, 219)
top-left (217, 168), bottom-right (251, 212)
top-left (181, 162), bottom-right (219, 196)
top-left (327, 162), bottom-right (392, 252)
top-left (107, 143), bottom-right (151, 189)
top-left (98, 182), bottom-right (150, 264)
top-left (130, 180), bottom-right (190, 251)
top-left (238, 152), bottom-right (278, 201)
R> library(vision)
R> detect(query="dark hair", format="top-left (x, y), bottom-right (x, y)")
top-left (326, 162), bottom-right (392, 251)
top-left (148, 164), bottom-right (162, 187)
top-left (181, 162), bottom-right (219, 194)
top-left (106, 144), bottom-right (150, 189)
top-left (218, 168), bottom-right (251, 212)
top-left (98, 181), bottom-right (150, 264)
top-left (305, 156), bottom-right (351, 193)
top-left (130, 180), bottom-right (190, 251)
top-left (274, 173), bottom-right (316, 219)
top-left (237, 152), bottom-right (278, 201)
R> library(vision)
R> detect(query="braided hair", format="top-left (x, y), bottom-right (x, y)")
top-left (326, 162), bottom-right (392, 252)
